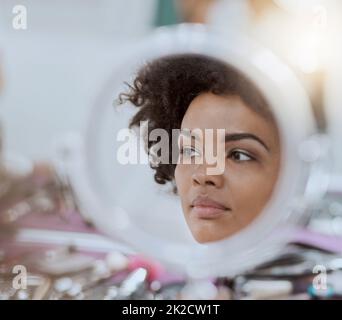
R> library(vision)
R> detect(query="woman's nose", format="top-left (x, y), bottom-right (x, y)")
top-left (191, 166), bottom-right (224, 188)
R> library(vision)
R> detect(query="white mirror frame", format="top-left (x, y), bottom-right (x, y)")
top-left (55, 24), bottom-right (327, 278)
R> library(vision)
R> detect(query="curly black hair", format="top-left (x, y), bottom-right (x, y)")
top-left (119, 53), bottom-right (273, 190)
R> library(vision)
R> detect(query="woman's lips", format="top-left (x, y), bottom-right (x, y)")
top-left (190, 196), bottom-right (230, 219)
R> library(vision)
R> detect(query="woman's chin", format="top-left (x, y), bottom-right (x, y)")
top-left (186, 216), bottom-right (233, 243)
top-left (191, 229), bottom-right (227, 244)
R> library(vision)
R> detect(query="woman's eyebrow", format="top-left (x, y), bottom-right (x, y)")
top-left (225, 133), bottom-right (270, 152)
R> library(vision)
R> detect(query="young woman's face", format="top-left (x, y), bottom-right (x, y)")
top-left (175, 92), bottom-right (281, 243)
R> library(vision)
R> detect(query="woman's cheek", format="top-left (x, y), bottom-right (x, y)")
top-left (226, 167), bottom-right (264, 194)
top-left (175, 164), bottom-right (191, 193)
top-left (174, 164), bottom-right (183, 191)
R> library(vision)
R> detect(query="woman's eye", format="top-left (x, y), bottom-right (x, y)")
top-left (180, 146), bottom-right (200, 157)
top-left (229, 150), bottom-right (254, 162)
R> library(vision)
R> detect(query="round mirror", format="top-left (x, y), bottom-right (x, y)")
top-left (57, 24), bottom-right (321, 278)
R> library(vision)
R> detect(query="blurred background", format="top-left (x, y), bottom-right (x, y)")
top-left (0, 0), bottom-right (341, 171)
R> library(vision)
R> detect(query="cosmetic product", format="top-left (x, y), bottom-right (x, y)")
top-left (240, 279), bottom-right (293, 300)
top-left (115, 267), bottom-right (149, 299)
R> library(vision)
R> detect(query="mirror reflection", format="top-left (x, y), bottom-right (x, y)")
top-left (119, 54), bottom-right (281, 243)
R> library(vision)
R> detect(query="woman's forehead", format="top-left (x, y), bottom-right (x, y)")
top-left (182, 93), bottom-right (276, 130)
top-left (179, 93), bottom-right (280, 151)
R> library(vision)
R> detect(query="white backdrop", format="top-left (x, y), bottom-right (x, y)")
top-left (0, 0), bottom-right (156, 160)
